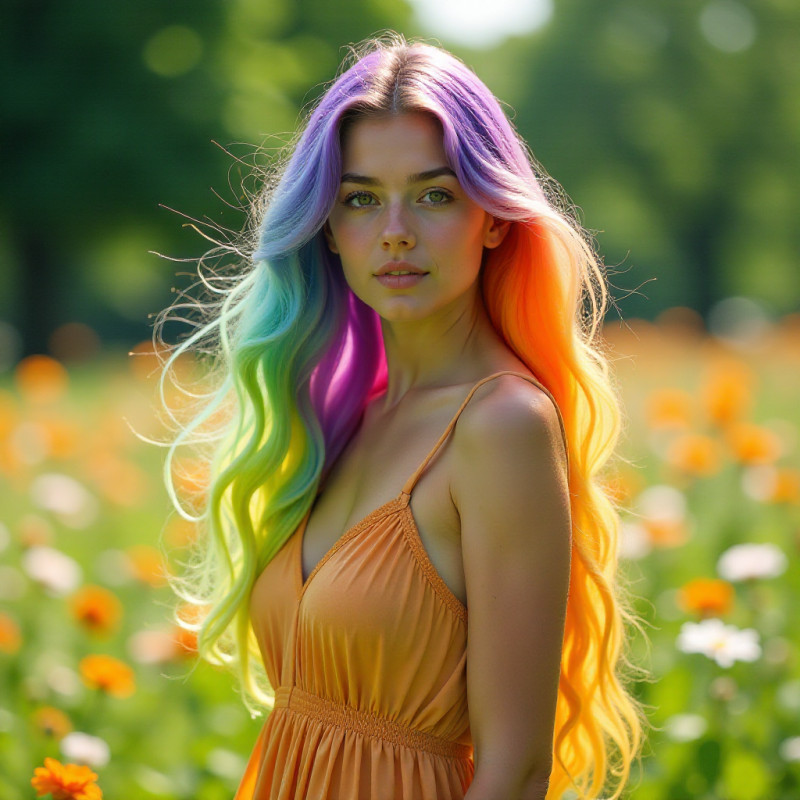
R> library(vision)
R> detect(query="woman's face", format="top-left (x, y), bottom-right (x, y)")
top-left (325, 112), bottom-right (508, 324)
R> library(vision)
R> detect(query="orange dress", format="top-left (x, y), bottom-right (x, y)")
top-left (235, 371), bottom-right (568, 799)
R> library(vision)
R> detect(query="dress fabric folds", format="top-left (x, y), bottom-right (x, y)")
top-left (235, 371), bottom-right (568, 799)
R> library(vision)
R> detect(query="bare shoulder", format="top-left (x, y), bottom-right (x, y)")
top-left (451, 374), bottom-right (569, 491)
top-left (452, 374), bottom-right (572, 784)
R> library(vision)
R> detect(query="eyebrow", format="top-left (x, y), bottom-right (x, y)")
top-left (340, 166), bottom-right (457, 186)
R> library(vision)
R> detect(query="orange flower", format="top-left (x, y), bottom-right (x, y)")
top-left (172, 602), bottom-right (209, 656)
top-left (725, 423), bottom-right (781, 465)
top-left (31, 757), bottom-right (102, 800)
top-left (666, 434), bottom-right (722, 476)
top-left (31, 706), bottom-right (73, 739)
top-left (645, 388), bottom-right (693, 430)
top-left (129, 628), bottom-right (194, 664)
top-left (0, 611), bottom-right (22, 654)
top-left (125, 545), bottom-right (169, 587)
top-left (172, 624), bottom-right (199, 657)
top-left (127, 340), bottom-right (164, 382)
top-left (0, 390), bottom-right (19, 440)
top-left (30, 414), bottom-right (81, 460)
top-left (656, 306), bottom-right (706, 338)
top-left (642, 518), bottom-right (689, 548)
top-left (14, 355), bottom-right (69, 405)
top-left (176, 602), bottom-right (211, 626)
top-left (69, 586), bottom-right (123, 636)
top-left (602, 467), bottom-right (646, 508)
top-left (164, 516), bottom-right (199, 549)
top-left (677, 578), bottom-right (734, 618)
top-left (701, 360), bottom-right (754, 427)
top-left (770, 468), bottom-right (800, 504)
top-left (79, 654), bottom-right (135, 698)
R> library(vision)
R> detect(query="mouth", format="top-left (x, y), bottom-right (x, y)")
top-left (374, 262), bottom-right (429, 277)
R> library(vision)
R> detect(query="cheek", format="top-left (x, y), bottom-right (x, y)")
top-left (329, 219), bottom-right (372, 258)
top-left (427, 213), bottom-right (487, 258)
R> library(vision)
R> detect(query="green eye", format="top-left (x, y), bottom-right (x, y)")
top-left (344, 191), bottom-right (376, 207)
top-left (423, 189), bottom-right (452, 204)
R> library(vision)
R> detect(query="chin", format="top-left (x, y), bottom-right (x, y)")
top-left (374, 298), bottom-right (433, 323)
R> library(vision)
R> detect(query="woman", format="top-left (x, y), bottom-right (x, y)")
top-left (158, 34), bottom-right (647, 799)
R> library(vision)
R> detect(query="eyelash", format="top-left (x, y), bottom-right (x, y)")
top-left (342, 188), bottom-right (454, 208)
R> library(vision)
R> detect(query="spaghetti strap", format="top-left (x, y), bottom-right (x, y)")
top-left (400, 370), bottom-right (570, 497)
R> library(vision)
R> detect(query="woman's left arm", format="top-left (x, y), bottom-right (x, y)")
top-left (452, 380), bottom-right (572, 800)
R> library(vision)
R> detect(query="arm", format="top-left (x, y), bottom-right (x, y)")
top-left (452, 378), bottom-right (571, 800)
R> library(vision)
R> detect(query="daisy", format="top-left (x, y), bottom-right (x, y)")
top-left (676, 619), bottom-right (761, 668)
top-left (717, 543), bottom-right (788, 581)
top-left (61, 732), bottom-right (111, 769)
top-left (22, 547), bottom-right (82, 596)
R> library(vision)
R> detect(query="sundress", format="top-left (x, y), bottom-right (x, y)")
top-left (235, 370), bottom-right (568, 799)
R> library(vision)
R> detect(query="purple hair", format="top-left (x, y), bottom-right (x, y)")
top-left (253, 40), bottom-right (550, 469)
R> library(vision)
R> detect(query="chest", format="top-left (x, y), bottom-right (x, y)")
top-left (301, 409), bottom-right (467, 607)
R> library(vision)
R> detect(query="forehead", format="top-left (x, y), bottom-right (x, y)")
top-left (339, 112), bottom-right (448, 176)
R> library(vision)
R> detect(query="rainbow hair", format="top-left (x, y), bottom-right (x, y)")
top-left (156, 33), bottom-right (648, 800)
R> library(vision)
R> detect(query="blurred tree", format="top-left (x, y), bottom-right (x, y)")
top-left (2, 0), bottom-right (797, 356)
top-left (0, 0), bottom-right (414, 356)
top-left (1, 0), bottom-right (232, 355)
top-left (467, 0), bottom-right (800, 320)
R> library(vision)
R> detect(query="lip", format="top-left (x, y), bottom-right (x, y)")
top-left (374, 261), bottom-right (429, 277)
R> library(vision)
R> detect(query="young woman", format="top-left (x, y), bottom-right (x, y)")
top-left (158, 34), bottom-right (647, 800)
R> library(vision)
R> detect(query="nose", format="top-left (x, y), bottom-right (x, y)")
top-left (381, 202), bottom-right (416, 251)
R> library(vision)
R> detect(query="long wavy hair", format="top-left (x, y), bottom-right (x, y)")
top-left (155, 33), bottom-right (648, 800)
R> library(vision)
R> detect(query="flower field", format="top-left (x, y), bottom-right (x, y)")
top-left (1, 308), bottom-right (799, 799)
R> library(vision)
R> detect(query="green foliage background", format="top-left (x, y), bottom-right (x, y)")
top-left (1, 0), bottom-right (798, 357)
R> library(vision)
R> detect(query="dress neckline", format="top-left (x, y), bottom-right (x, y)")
top-left (297, 494), bottom-right (408, 592)
top-left (297, 369), bottom-right (567, 594)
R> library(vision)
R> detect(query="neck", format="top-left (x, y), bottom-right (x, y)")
top-left (378, 286), bottom-right (507, 409)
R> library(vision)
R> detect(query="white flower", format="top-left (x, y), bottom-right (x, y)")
top-left (741, 465), bottom-right (779, 502)
top-left (29, 473), bottom-right (99, 529)
top-left (717, 543), bottom-right (788, 581)
top-left (677, 619), bottom-right (761, 668)
top-left (635, 484), bottom-right (687, 522)
top-left (46, 665), bottom-right (82, 697)
top-left (779, 736), bottom-right (800, 762)
top-left (21, 546), bottom-right (82, 596)
top-left (664, 713), bottom-right (708, 742)
top-left (61, 731), bottom-right (111, 768)
top-left (618, 521), bottom-right (652, 560)
top-left (128, 629), bottom-right (179, 664)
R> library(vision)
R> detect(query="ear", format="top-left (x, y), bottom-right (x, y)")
top-left (323, 220), bottom-right (339, 254)
top-left (483, 216), bottom-right (511, 250)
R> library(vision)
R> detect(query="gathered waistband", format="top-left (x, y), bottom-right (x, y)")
top-left (273, 686), bottom-right (472, 760)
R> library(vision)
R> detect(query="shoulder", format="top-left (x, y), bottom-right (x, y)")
top-left (451, 374), bottom-right (568, 486)
top-left (453, 375), bottom-right (572, 784)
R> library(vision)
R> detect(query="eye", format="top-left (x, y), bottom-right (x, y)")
top-left (343, 191), bottom-right (377, 208)
top-left (421, 188), bottom-right (453, 205)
